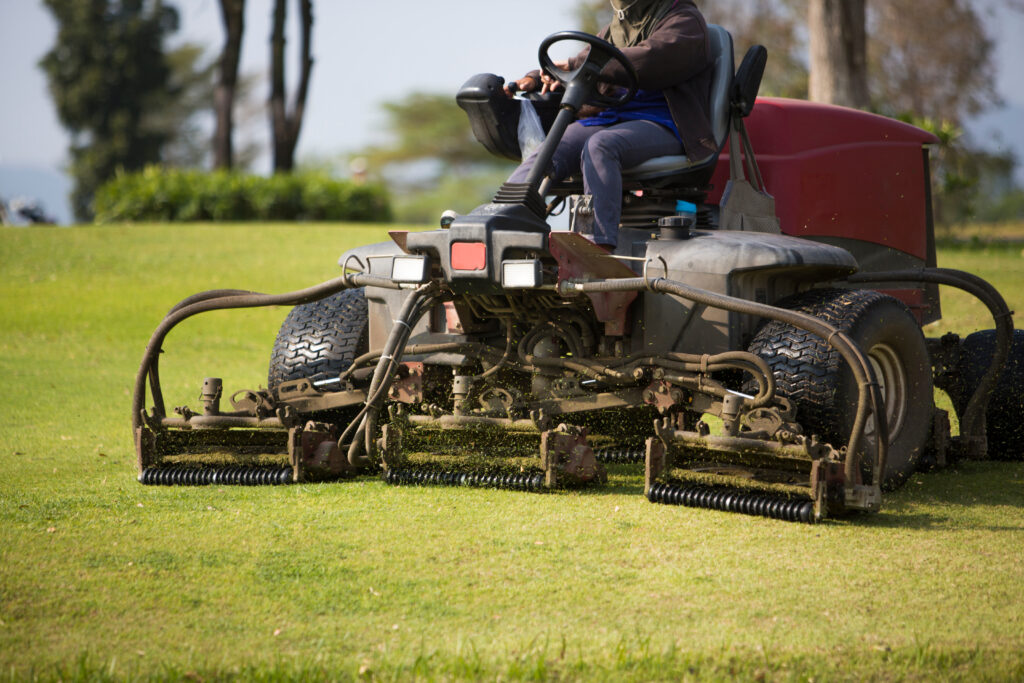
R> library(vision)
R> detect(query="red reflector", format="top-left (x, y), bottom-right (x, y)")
top-left (451, 242), bottom-right (487, 271)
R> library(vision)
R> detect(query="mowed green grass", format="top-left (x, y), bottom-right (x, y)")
top-left (1, 223), bottom-right (1023, 681)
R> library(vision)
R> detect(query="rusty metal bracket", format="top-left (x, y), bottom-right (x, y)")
top-left (642, 379), bottom-right (687, 414)
top-left (231, 389), bottom-right (275, 417)
top-left (549, 232), bottom-right (638, 336)
top-left (388, 361), bottom-right (424, 404)
top-left (845, 484), bottom-right (882, 512)
top-left (539, 424), bottom-right (605, 488)
top-left (287, 421), bottom-right (358, 482)
top-left (644, 436), bottom-right (667, 495)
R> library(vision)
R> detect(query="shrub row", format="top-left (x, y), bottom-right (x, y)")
top-left (93, 166), bottom-right (392, 223)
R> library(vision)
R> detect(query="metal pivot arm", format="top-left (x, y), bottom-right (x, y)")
top-left (557, 275), bottom-right (888, 491)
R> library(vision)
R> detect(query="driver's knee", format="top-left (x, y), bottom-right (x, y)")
top-left (581, 130), bottom-right (625, 167)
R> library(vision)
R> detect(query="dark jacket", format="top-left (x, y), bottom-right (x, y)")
top-left (543, 1), bottom-right (716, 161)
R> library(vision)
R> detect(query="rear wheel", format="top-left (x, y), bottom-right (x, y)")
top-left (747, 288), bottom-right (933, 489)
top-left (950, 329), bottom-right (1024, 460)
top-left (268, 287), bottom-right (369, 394)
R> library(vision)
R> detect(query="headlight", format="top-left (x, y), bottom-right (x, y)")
top-left (501, 259), bottom-right (542, 288)
top-left (391, 255), bottom-right (430, 284)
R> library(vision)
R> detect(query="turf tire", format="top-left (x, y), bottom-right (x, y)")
top-left (950, 329), bottom-right (1024, 461)
top-left (747, 288), bottom-right (933, 490)
top-left (267, 287), bottom-right (369, 394)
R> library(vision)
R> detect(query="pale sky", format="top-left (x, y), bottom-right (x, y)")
top-left (1, 0), bottom-right (1022, 224)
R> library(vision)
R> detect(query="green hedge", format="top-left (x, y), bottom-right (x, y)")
top-left (93, 167), bottom-right (392, 223)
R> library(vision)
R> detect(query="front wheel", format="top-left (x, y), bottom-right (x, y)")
top-left (747, 289), bottom-right (934, 490)
top-left (267, 287), bottom-right (369, 395)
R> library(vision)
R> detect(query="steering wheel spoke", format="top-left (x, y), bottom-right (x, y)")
top-left (538, 31), bottom-right (638, 109)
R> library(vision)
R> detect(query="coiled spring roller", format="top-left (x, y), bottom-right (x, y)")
top-left (647, 482), bottom-right (816, 523)
top-left (383, 468), bottom-right (545, 491)
top-left (593, 446), bottom-right (644, 464)
top-left (139, 466), bottom-right (293, 486)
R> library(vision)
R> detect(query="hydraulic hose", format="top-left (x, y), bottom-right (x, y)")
top-left (472, 318), bottom-right (516, 381)
top-left (345, 285), bottom-right (440, 467)
top-left (142, 289), bottom-right (263, 416)
top-left (132, 272), bottom-right (402, 436)
top-left (845, 268), bottom-right (1015, 451)
top-left (620, 352), bottom-right (776, 408)
top-left (340, 340), bottom-right (508, 383)
top-left (559, 276), bottom-right (888, 486)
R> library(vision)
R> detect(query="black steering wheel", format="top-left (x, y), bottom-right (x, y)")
top-left (538, 31), bottom-right (639, 109)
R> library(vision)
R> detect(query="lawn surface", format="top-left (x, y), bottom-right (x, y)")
top-left (1, 223), bottom-right (1023, 681)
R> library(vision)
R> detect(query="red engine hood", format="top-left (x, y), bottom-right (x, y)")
top-left (708, 97), bottom-right (939, 263)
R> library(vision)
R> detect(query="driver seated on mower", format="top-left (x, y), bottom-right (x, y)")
top-left (504, 0), bottom-right (716, 251)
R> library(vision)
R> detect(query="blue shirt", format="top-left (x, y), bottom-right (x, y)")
top-left (577, 89), bottom-right (680, 141)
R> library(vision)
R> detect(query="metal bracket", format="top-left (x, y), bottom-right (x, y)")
top-left (845, 484), bottom-right (882, 512)
top-left (539, 424), bottom-right (605, 488)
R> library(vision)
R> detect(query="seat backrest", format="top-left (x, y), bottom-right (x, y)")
top-left (706, 24), bottom-right (736, 152)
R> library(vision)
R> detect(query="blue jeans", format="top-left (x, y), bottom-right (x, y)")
top-left (508, 119), bottom-right (683, 248)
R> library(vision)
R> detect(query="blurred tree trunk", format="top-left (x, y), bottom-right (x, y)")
top-left (214, 0), bottom-right (245, 169)
top-left (808, 0), bottom-right (869, 108)
top-left (270, 0), bottom-right (314, 172)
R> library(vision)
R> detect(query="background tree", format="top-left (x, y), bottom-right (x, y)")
top-left (807, 0), bottom-right (869, 108)
top-left (154, 43), bottom-right (217, 168)
top-left (269, 0), bottom-right (314, 172)
top-left (40, 0), bottom-right (180, 221)
top-left (156, 41), bottom-right (263, 171)
top-left (869, 0), bottom-right (998, 123)
top-left (361, 94), bottom-right (508, 176)
top-left (704, 0), bottom-right (808, 98)
top-left (214, 0), bottom-right (245, 169)
top-left (356, 93), bottom-right (517, 223)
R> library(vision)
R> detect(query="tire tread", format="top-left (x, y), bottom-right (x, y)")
top-left (267, 288), bottom-right (369, 392)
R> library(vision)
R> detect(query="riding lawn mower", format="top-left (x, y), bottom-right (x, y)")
top-left (132, 28), bottom-right (1023, 523)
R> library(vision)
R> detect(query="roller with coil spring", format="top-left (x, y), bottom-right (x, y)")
top-left (647, 482), bottom-right (816, 523)
top-left (139, 466), bottom-right (294, 486)
top-left (383, 468), bottom-right (545, 491)
top-left (594, 446), bottom-right (644, 464)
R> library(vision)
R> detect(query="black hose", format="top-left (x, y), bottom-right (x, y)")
top-left (472, 318), bottom-right (516, 381)
top-left (845, 268), bottom-right (1014, 452)
top-left (346, 285), bottom-right (440, 466)
top-left (341, 340), bottom-right (508, 382)
top-left (132, 273), bottom-right (401, 435)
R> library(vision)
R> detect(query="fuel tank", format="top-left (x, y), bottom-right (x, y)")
top-left (626, 227), bottom-right (858, 355)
